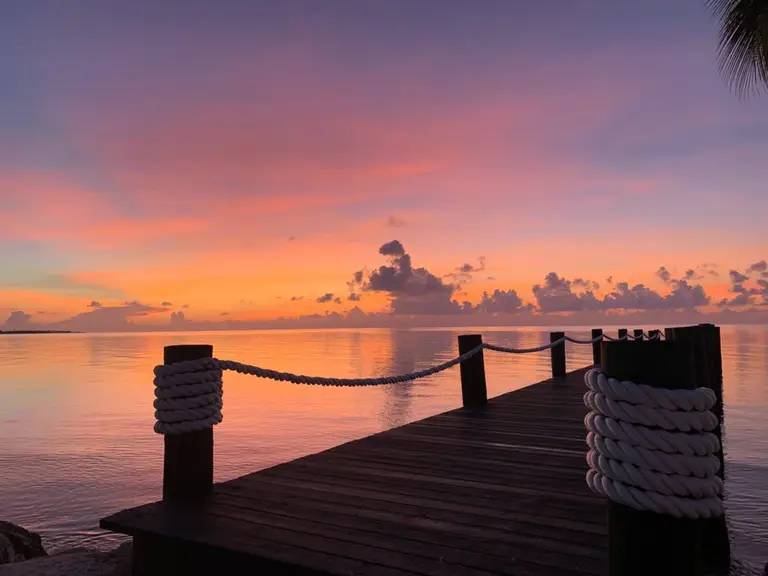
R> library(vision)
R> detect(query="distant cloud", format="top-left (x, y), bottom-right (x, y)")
top-left (288, 236), bottom-right (296, 241)
top-left (532, 268), bottom-right (709, 313)
top-left (747, 260), bottom-right (767, 274)
top-left (717, 293), bottom-right (753, 307)
top-left (486, 276), bottom-right (496, 281)
top-left (220, 312), bottom-right (229, 316)
top-left (170, 310), bottom-right (187, 327)
top-left (161, 301), bottom-right (172, 307)
top-left (2, 310), bottom-right (32, 330)
top-left (387, 215), bottom-right (406, 228)
top-left (696, 263), bottom-right (720, 277)
top-left (351, 240), bottom-right (460, 314)
top-left (655, 266), bottom-right (671, 284)
top-left (333, 296), bottom-right (342, 304)
top-left (475, 289), bottom-right (530, 314)
top-left (572, 277), bottom-right (600, 291)
top-left (48, 302), bottom-right (167, 332)
top-left (348, 293), bottom-right (361, 301)
top-left (87, 301), bottom-right (103, 309)
top-left (181, 304), bottom-right (190, 309)
top-left (605, 276), bottom-right (613, 285)
top-left (290, 296), bottom-right (303, 301)
top-left (316, 293), bottom-right (335, 303)
top-left (533, 272), bottom-right (602, 312)
top-left (729, 270), bottom-right (749, 284)
top-left (719, 261), bottom-right (768, 307)
top-left (444, 256), bottom-right (486, 282)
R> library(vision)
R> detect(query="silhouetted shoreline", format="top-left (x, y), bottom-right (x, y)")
top-left (0, 330), bottom-right (76, 335)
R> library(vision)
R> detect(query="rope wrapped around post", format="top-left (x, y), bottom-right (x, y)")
top-left (583, 368), bottom-right (724, 519)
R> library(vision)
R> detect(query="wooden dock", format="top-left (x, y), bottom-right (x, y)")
top-left (102, 367), bottom-right (607, 576)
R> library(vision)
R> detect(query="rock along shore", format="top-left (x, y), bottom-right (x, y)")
top-left (0, 521), bottom-right (130, 576)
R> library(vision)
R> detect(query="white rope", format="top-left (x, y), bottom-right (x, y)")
top-left (153, 332), bottom-right (646, 435)
top-left (484, 337), bottom-right (565, 354)
top-left (564, 334), bottom-right (604, 345)
top-left (583, 368), bottom-right (723, 519)
top-left (602, 334), bottom-right (629, 342)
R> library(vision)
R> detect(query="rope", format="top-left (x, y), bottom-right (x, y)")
top-left (564, 334), bottom-right (603, 345)
top-left (583, 369), bottom-right (723, 519)
top-left (153, 330), bottom-right (662, 435)
top-left (602, 334), bottom-right (629, 342)
top-left (484, 337), bottom-right (565, 354)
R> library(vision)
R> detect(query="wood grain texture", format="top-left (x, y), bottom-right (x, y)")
top-left (102, 368), bottom-right (608, 575)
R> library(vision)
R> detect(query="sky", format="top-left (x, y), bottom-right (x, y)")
top-left (1, 0), bottom-right (767, 332)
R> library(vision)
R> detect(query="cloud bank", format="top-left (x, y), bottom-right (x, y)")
top-left (3, 244), bottom-right (766, 332)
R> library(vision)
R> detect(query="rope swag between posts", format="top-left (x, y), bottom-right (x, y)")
top-left (152, 331), bottom-right (665, 435)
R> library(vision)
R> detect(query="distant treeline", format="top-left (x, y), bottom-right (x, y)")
top-left (0, 330), bottom-right (76, 334)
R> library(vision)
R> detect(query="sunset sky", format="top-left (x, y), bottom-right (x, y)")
top-left (1, 1), bottom-right (767, 331)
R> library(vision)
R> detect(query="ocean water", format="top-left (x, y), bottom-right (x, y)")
top-left (0, 326), bottom-right (765, 571)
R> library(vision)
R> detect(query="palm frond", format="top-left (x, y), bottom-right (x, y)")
top-left (707, 0), bottom-right (768, 97)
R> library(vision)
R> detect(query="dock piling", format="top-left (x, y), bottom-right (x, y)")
top-left (633, 328), bottom-right (644, 342)
top-left (618, 328), bottom-right (628, 340)
top-left (667, 325), bottom-right (730, 574)
top-left (549, 331), bottom-right (566, 378)
top-left (591, 328), bottom-right (603, 365)
top-left (458, 334), bottom-right (487, 408)
top-left (602, 338), bottom-right (702, 576)
top-left (162, 344), bottom-right (215, 505)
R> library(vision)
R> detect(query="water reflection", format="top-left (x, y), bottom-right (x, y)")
top-left (375, 330), bottom-right (454, 428)
top-left (0, 326), bottom-right (766, 571)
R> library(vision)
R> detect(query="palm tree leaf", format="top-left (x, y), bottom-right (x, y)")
top-left (708, 0), bottom-right (768, 97)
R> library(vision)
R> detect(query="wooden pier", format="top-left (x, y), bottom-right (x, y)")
top-left (100, 326), bottom-right (729, 576)
top-left (103, 368), bottom-right (604, 575)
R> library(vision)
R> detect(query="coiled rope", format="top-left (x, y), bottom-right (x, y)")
top-left (583, 369), bottom-right (723, 519)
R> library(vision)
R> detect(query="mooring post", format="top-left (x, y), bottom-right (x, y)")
top-left (668, 325), bottom-right (731, 573)
top-left (649, 329), bottom-right (660, 341)
top-left (591, 328), bottom-right (603, 365)
top-left (618, 328), bottom-right (628, 340)
top-left (633, 328), bottom-right (644, 342)
top-left (668, 326), bottom-right (724, 479)
top-left (602, 339), bottom-right (702, 576)
top-left (549, 331), bottom-right (566, 378)
top-left (458, 334), bottom-right (487, 408)
top-left (699, 323), bottom-right (723, 384)
top-left (162, 344), bottom-right (215, 504)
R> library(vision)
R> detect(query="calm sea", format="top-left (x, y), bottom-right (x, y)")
top-left (0, 326), bottom-right (766, 571)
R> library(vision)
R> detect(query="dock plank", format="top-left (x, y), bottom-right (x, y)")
top-left (101, 367), bottom-right (607, 575)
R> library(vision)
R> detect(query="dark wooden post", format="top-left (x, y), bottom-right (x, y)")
top-left (699, 323), bottom-right (723, 380)
top-left (602, 339), bottom-right (702, 576)
top-left (591, 328), bottom-right (603, 365)
top-left (162, 344), bottom-right (215, 504)
top-left (655, 327), bottom-right (730, 573)
top-left (618, 328), bottom-right (628, 340)
top-left (458, 334), bottom-right (487, 408)
top-left (667, 326), bottom-right (724, 478)
top-left (633, 329), bottom-right (644, 342)
top-left (550, 331), bottom-right (566, 378)
top-left (649, 329), bottom-right (660, 341)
